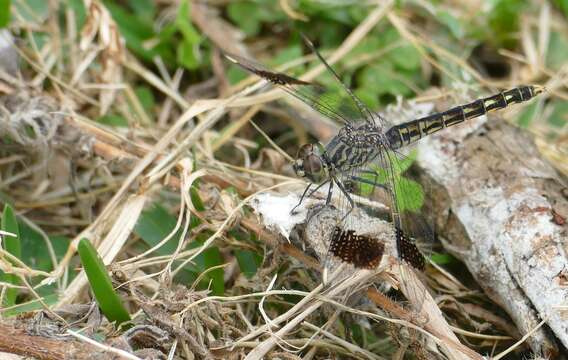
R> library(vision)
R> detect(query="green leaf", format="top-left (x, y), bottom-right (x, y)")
top-left (12, 0), bottom-right (47, 21)
top-left (395, 177), bottom-right (424, 213)
top-left (553, 0), bottom-right (568, 18)
top-left (350, 36), bottom-right (383, 58)
top-left (388, 45), bottom-right (421, 71)
top-left (517, 101), bottom-right (539, 128)
top-left (297, 1), bottom-right (355, 26)
top-left (429, 252), bottom-right (457, 265)
top-left (9, 220), bottom-right (72, 300)
top-left (2, 294), bottom-right (58, 317)
top-left (134, 203), bottom-right (182, 256)
top-left (175, 0), bottom-right (200, 44)
top-left (19, 223), bottom-right (69, 275)
top-left (78, 238), bottom-right (131, 325)
top-left (437, 10), bottom-right (464, 39)
top-left (487, 0), bottom-right (524, 48)
top-left (0, 0), bottom-right (10, 28)
top-left (227, 1), bottom-right (262, 36)
top-left (104, 1), bottom-right (172, 63)
top-left (134, 86), bottom-right (155, 112)
top-left (548, 101), bottom-right (568, 128)
top-left (128, 0), bottom-right (155, 20)
top-left (359, 150), bottom-right (419, 200)
top-left (366, 150), bottom-right (417, 181)
top-left (190, 185), bottom-right (205, 212)
top-left (235, 250), bottom-right (262, 279)
top-left (1, 204), bottom-right (21, 306)
top-left (104, 2), bottom-right (154, 39)
top-left (358, 172), bottom-right (377, 197)
top-left (67, 0), bottom-right (86, 30)
top-left (201, 247), bottom-right (224, 294)
top-left (97, 114), bottom-right (128, 127)
top-left (547, 31), bottom-right (568, 71)
top-left (392, 150), bottom-right (417, 175)
top-left (134, 203), bottom-right (204, 285)
top-left (227, 65), bottom-right (248, 85)
top-left (177, 39), bottom-right (200, 70)
top-left (188, 236), bottom-right (225, 295)
top-left (354, 88), bottom-right (380, 111)
top-left (2, 205), bottom-right (20, 259)
top-left (8, 222), bottom-right (71, 302)
top-left (358, 63), bottom-right (413, 97)
top-left (272, 45), bottom-right (303, 67)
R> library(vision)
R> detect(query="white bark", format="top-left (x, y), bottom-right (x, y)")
top-left (417, 115), bottom-right (567, 357)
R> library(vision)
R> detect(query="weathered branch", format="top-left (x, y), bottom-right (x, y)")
top-left (0, 320), bottom-right (115, 360)
top-left (416, 115), bottom-right (567, 357)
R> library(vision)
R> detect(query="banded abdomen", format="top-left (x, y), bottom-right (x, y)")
top-left (385, 85), bottom-right (544, 149)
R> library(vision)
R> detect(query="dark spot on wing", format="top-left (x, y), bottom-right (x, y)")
top-left (330, 227), bottom-right (385, 269)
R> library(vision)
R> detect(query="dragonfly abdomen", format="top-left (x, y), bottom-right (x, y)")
top-left (386, 85), bottom-right (543, 149)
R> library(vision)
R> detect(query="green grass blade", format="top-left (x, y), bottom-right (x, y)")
top-left (1, 204), bottom-right (21, 306)
top-left (78, 238), bottom-right (130, 325)
top-left (0, 0), bottom-right (10, 28)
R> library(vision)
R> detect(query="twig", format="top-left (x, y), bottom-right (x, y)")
top-left (492, 318), bottom-right (547, 360)
top-left (66, 329), bottom-right (142, 360)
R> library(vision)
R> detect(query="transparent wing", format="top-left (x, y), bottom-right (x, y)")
top-left (300, 34), bottom-right (381, 128)
top-left (336, 146), bottom-right (434, 270)
top-left (373, 147), bottom-right (434, 269)
top-left (224, 49), bottom-right (381, 128)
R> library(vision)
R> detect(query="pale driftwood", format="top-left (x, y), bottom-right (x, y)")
top-left (416, 114), bottom-right (567, 357)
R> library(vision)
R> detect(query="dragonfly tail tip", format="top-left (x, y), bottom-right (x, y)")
top-left (532, 84), bottom-right (547, 96)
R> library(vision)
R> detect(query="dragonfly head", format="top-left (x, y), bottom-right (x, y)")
top-left (293, 143), bottom-right (328, 183)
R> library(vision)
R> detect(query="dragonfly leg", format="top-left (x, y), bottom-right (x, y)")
top-left (335, 179), bottom-right (355, 222)
top-left (349, 175), bottom-right (389, 192)
top-left (325, 180), bottom-right (334, 205)
top-left (291, 183), bottom-right (312, 214)
top-left (291, 180), bottom-right (330, 214)
top-left (358, 169), bottom-right (379, 175)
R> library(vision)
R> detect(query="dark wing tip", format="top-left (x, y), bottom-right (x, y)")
top-left (300, 33), bottom-right (316, 50)
top-left (222, 52), bottom-right (259, 74)
top-left (223, 51), bottom-right (312, 87)
top-left (396, 228), bottom-right (426, 270)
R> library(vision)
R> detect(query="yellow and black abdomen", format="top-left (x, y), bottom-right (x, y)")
top-left (386, 85), bottom-right (544, 149)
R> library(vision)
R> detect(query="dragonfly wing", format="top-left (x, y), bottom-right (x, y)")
top-left (334, 146), bottom-right (433, 270)
top-left (224, 51), bottom-right (376, 128)
top-left (373, 147), bottom-right (433, 269)
top-left (300, 34), bottom-right (382, 128)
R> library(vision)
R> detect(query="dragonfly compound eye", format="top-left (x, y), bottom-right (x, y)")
top-left (294, 143), bottom-right (325, 181)
top-left (296, 143), bottom-right (315, 158)
top-left (304, 154), bottom-right (325, 183)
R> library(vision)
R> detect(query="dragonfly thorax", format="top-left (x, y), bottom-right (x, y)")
top-left (293, 143), bottom-right (329, 184)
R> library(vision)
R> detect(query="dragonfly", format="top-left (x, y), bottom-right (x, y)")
top-left (225, 37), bottom-right (544, 271)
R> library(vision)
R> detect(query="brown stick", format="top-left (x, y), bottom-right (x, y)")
top-left (0, 321), bottom-right (117, 360)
